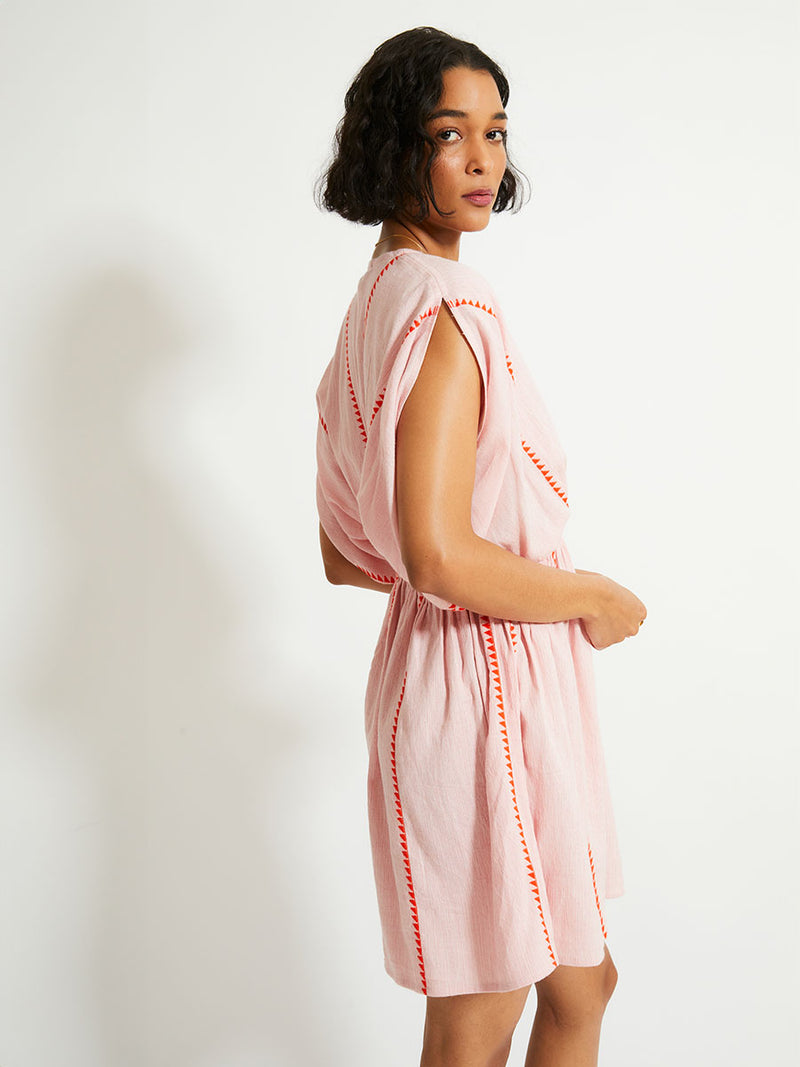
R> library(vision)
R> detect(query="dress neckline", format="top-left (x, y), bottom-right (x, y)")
top-left (367, 248), bottom-right (458, 269)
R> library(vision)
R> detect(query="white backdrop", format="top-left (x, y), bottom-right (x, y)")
top-left (1, 2), bottom-right (798, 1065)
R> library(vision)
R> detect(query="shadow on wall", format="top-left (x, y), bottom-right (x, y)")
top-left (13, 223), bottom-right (349, 1067)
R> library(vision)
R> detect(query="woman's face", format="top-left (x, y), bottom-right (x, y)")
top-left (406, 65), bottom-right (509, 237)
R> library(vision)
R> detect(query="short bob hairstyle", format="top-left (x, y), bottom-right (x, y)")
top-left (314, 26), bottom-right (530, 226)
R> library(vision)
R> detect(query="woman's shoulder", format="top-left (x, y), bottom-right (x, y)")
top-left (394, 249), bottom-right (492, 285)
top-left (364, 249), bottom-right (498, 307)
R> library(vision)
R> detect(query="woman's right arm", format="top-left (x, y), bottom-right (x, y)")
top-left (395, 301), bottom-right (646, 647)
top-left (319, 521), bottom-right (393, 593)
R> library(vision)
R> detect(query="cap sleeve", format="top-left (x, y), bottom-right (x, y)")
top-left (357, 256), bottom-right (500, 610)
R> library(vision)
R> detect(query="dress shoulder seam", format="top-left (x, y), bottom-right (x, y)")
top-left (388, 252), bottom-right (449, 301)
top-left (403, 253), bottom-right (496, 307)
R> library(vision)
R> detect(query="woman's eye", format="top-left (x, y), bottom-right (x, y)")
top-left (437, 128), bottom-right (508, 143)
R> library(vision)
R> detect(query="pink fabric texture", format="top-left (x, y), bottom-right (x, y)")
top-left (315, 249), bottom-right (624, 996)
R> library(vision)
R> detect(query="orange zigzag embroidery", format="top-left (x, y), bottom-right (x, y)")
top-left (403, 304), bottom-right (440, 339)
top-left (344, 310), bottom-right (368, 445)
top-left (446, 296), bottom-right (497, 318)
top-left (521, 440), bottom-right (569, 506)
top-left (390, 671), bottom-right (427, 993)
top-left (369, 387), bottom-right (385, 426)
top-left (587, 842), bottom-right (607, 939)
top-left (479, 616), bottom-right (558, 967)
top-left (364, 251), bottom-right (410, 326)
top-left (404, 294), bottom-right (498, 341)
top-left (505, 353), bottom-right (515, 379)
top-left (356, 563), bottom-right (396, 585)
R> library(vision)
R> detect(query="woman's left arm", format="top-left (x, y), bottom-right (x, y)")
top-left (320, 522), bottom-right (593, 596)
top-left (318, 522), bottom-right (394, 593)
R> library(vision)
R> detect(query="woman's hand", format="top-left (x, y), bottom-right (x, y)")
top-left (576, 570), bottom-right (647, 650)
top-left (318, 522), bottom-right (394, 593)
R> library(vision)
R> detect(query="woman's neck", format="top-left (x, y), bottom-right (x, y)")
top-left (372, 216), bottom-right (461, 261)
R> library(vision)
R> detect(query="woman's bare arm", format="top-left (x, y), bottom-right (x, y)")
top-left (319, 522), bottom-right (393, 593)
top-left (395, 301), bottom-right (611, 625)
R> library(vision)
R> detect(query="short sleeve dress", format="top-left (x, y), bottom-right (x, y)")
top-left (315, 248), bottom-right (624, 997)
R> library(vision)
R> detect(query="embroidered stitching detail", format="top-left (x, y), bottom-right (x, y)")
top-left (344, 310), bottom-right (368, 445)
top-left (404, 294), bottom-right (499, 343)
top-left (479, 616), bottom-right (558, 966)
top-left (403, 304), bottom-right (440, 339)
top-left (446, 296), bottom-right (497, 318)
top-left (364, 251), bottom-right (410, 326)
top-left (318, 411), bottom-right (328, 434)
top-left (390, 671), bottom-right (427, 993)
top-left (521, 439), bottom-right (569, 506)
top-left (509, 622), bottom-right (518, 651)
top-left (357, 564), bottom-right (397, 584)
top-left (587, 842), bottom-right (607, 939)
top-left (505, 353), bottom-right (515, 379)
top-left (369, 387), bottom-right (386, 426)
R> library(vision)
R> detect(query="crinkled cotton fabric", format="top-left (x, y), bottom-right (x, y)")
top-left (315, 249), bottom-right (624, 996)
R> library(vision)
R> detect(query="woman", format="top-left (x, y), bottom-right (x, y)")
top-left (313, 26), bottom-right (646, 1067)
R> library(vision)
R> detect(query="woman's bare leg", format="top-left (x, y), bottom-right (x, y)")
top-left (523, 943), bottom-right (618, 1067)
top-left (419, 983), bottom-right (532, 1067)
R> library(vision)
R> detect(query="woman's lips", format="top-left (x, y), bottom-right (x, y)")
top-left (463, 192), bottom-right (493, 206)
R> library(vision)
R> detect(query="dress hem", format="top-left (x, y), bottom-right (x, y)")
top-left (384, 942), bottom-right (616, 997)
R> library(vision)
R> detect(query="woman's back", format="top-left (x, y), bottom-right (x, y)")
top-left (316, 247), bottom-right (571, 609)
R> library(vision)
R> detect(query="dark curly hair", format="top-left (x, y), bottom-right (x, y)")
top-left (313, 26), bottom-right (531, 225)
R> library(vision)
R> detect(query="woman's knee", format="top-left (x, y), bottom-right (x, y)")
top-left (602, 952), bottom-right (618, 1003)
top-left (534, 948), bottom-right (618, 1028)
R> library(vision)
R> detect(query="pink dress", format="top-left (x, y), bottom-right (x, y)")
top-left (315, 249), bottom-right (624, 996)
